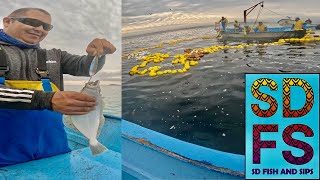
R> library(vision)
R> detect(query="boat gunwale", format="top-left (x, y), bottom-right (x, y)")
top-left (122, 134), bottom-right (245, 177)
top-left (121, 120), bottom-right (245, 176)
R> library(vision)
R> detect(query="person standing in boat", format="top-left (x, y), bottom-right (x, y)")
top-left (305, 18), bottom-right (312, 25)
top-left (218, 17), bottom-right (228, 31)
top-left (0, 8), bottom-right (116, 167)
top-left (234, 20), bottom-right (242, 32)
top-left (303, 18), bottom-right (312, 29)
top-left (255, 22), bottom-right (267, 32)
top-left (292, 17), bottom-right (305, 30)
top-left (243, 25), bottom-right (254, 34)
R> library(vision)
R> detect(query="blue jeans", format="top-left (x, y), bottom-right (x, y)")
top-left (222, 22), bottom-right (226, 31)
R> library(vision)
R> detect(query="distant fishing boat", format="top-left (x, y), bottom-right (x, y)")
top-left (217, 1), bottom-right (307, 41)
top-left (1, 114), bottom-right (245, 179)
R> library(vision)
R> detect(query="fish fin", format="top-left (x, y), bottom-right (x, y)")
top-left (89, 140), bottom-right (108, 156)
top-left (63, 115), bottom-right (79, 132)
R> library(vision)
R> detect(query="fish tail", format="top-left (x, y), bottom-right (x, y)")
top-left (89, 139), bottom-right (108, 155)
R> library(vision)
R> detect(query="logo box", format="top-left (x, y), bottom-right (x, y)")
top-left (245, 74), bottom-right (319, 179)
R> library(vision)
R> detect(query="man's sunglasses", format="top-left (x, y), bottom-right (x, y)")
top-left (10, 17), bottom-right (53, 31)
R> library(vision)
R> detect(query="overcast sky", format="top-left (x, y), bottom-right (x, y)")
top-left (123, 0), bottom-right (320, 33)
top-left (0, 0), bottom-right (121, 81)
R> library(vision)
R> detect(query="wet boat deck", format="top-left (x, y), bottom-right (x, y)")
top-left (0, 147), bottom-right (121, 179)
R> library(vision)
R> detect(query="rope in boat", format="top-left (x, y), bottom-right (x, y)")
top-left (253, 5), bottom-right (263, 26)
top-left (264, 7), bottom-right (289, 19)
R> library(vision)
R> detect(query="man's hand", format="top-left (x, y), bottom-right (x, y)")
top-left (51, 91), bottom-right (97, 115)
top-left (86, 38), bottom-right (116, 57)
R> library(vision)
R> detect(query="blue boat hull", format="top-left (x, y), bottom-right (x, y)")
top-left (220, 29), bottom-right (306, 41)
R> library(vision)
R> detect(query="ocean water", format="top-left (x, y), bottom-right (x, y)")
top-left (122, 26), bottom-right (320, 155)
top-left (64, 84), bottom-right (121, 117)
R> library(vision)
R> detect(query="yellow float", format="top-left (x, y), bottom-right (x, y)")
top-left (127, 30), bottom-right (320, 77)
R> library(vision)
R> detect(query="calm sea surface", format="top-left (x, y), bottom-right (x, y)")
top-left (122, 26), bottom-right (320, 155)
top-left (64, 84), bottom-right (121, 117)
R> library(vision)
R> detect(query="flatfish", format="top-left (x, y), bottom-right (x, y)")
top-left (70, 80), bottom-right (107, 155)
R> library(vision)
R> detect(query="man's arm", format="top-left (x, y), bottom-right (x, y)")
top-left (59, 38), bottom-right (116, 76)
top-left (0, 84), bottom-right (97, 115)
top-left (303, 22), bottom-right (307, 29)
top-left (0, 84), bottom-right (54, 110)
top-left (59, 50), bottom-right (106, 76)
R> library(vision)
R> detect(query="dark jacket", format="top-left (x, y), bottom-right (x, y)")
top-left (0, 40), bottom-right (105, 110)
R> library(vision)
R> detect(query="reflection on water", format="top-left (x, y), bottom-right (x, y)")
top-left (122, 26), bottom-right (320, 155)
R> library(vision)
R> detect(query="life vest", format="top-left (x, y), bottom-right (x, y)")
top-left (256, 24), bottom-right (267, 32)
top-left (234, 22), bottom-right (240, 29)
top-left (219, 18), bottom-right (228, 24)
top-left (294, 20), bottom-right (305, 30)
top-left (244, 26), bottom-right (254, 33)
top-left (0, 47), bottom-right (70, 167)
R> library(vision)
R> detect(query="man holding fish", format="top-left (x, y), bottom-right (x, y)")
top-left (0, 8), bottom-right (116, 167)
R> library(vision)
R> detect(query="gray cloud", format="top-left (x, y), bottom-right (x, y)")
top-left (123, 0), bottom-right (320, 16)
top-left (123, 0), bottom-right (320, 32)
top-left (0, 0), bottom-right (121, 80)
